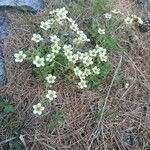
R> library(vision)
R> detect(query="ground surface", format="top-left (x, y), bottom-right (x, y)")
top-left (0, 0), bottom-right (150, 150)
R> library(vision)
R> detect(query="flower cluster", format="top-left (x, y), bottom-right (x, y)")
top-left (103, 9), bottom-right (143, 26)
top-left (15, 7), bottom-right (141, 115)
top-left (124, 14), bottom-right (143, 25)
top-left (103, 9), bottom-right (124, 20)
top-left (14, 7), bottom-right (110, 115)
top-left (40, 20), bottom-right (51, 31)
top-left (104, 13), bottom-right (112, 20)
top-left (111, 9), bottom-right (124, 15)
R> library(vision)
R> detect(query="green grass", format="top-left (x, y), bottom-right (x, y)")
top-left (92, 0), bottom-right (110, 14)
top-left (48, 109), bottom-right (64, 132)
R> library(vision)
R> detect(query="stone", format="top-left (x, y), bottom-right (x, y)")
top-left (0, 11), bottom-right (8, 86)
top-left (0, 10), bottom-right (9, 40)
top-left (137, 0), bottom-right (150, 11)
top-left (0, 43), bottom-right (6, 86)
top-left (0, 0), bottom-right (44, 86)
top-left (122, 131), bottom-right (134, 146)
top-left (0, 0), bottom-right (44, 12)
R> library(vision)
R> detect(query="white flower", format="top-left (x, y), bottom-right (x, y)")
top-left (124, 17), bottom-right (134, 24)
top-left (131, 14), bottom-right (138, 19)
top-left (74, 67), bottom-right (86, 80)
top-left (64, 50), bottom-right (73, 58)
top-left (84, 68), bottom-right (91, 76)
top-left (76, 30), bottom-right (83, 36)
top-left (112, 9), bottom-right (119, 14)
top-left (49, 10), bottom-right (56, 15)
top-left (120, 12), bottom-right (124, 15)
top-left (98, 28), bottom-right (105, 35)
top-left (55, 18), bottom-right (63, 25)
top-left (111, 9), bottom-right (124, 15)
top-left (33, 56), bottom-right (45, 67)
top-left (73, 37), bottom-right (90, 45)
top-left (76, 30), bottom-right (90, 43)
top-left (77, 52), bottom-right (88, 61)
top-left (56, 7), bottom-right (68, 20)
top-left (47, 19), bottom-right (55, 25)
top-left (33, 103), bottom-right (44, 115)
top-left (100, 55), bottom-right (108, 62)
top-left (79, 74), bottom-right (86, 80)
top-left (78, 80), bottom-right (87, 89)
top-left (131, 15), bottom-right (143, 24)
top-left (137, 17), bottom-right (143, 24)
top-left (46, 90), bottom-right (57, 101)
top-left (77, 52), bottom-right (84, 60)
top-left (92, 66), bottom-right (100, 75)
top-left (89, 49), bottom-right (98, 57)
top-left (126, 15), bottom-right (143, 25)
top-left (104, 13), bottom-right (112, 19)
top-left (125, 83), bottom-right (129, 89)
top-left (73, 38), bottom-right (80, 45)
top-left (63, 44), bottom-right (73, 51)
top-left (40, 21), bottom-right (51, 31)
top-left (14, 51), bottom-right (26, 63)
top-left (74, 67), bottom-right (81, 75)
top-left (50, 35), bottom-right (60, 44)
top-left (31, 34), bottom-right (43, 43)
top-left (46, 74), bottom-right (56, 84)
top-left (96, 46), bottom-right (107, 55)
top-left (46, 53), bottom-right (55, 62)
top-left (83, 56), bottom-right (93, 66)
top-left (51, 44), bottom-right (61, 54)
top-left (67, 54), bottom-right (78, 64)
top-left (63, 45), bottom-right (73, 58)
top-left (70, 23), bottom-right (79, 31)
top-left (66, 17), bottom-right (75, 23)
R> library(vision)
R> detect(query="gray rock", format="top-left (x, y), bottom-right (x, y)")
top-left (0, 0), bottom-right (44, 12)
top-left (0, 10), bottom-right (9, 40)
top-left (0, 44), bottom-right (6, 86)
top-left (122, 131), bottom-right (134, 146)
top-left (0, 11), bottom-right (8, 86)
top-left (137, 0), bottom-right (150, 11)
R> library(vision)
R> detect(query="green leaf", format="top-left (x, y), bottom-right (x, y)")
top-left (88, 74), bottom-right (100, 89)
top-left (100, 62), bottom-right (113, 77)
top-left (54, 54), bottom-right (68, 76)
top-left (101, 36), bottom-right (117, 51)
top-left (33, 64), bottom-right (53, 81)
top-left (9, 140), bottom-right (23, 150)
top-left (114, 74), bottom-right (122, 82)
top-left (90, 23), bottom-right (99, 38)
top-left (59, 36), bottom-right (65, 48)
top-left (92, 0), bottom-right (109, 13)
top-left (52, 110), bottom-right (64, 123)
top-left (48, 110), bottom-right (64, 132)
top-left (55, 54), bottom-right (68, 68)
top-left (4, 105), bottom-right (15, 113)
top-left (48, 121), bottom-right (56, 132)
top-left (37, 43), bottom-right (50, 54)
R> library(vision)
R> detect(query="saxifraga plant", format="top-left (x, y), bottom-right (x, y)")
top-left (14, 7), bottom-right (143, 115)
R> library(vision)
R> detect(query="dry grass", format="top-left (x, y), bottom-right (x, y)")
top-left (0, 0), bottom-right (150, 150)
